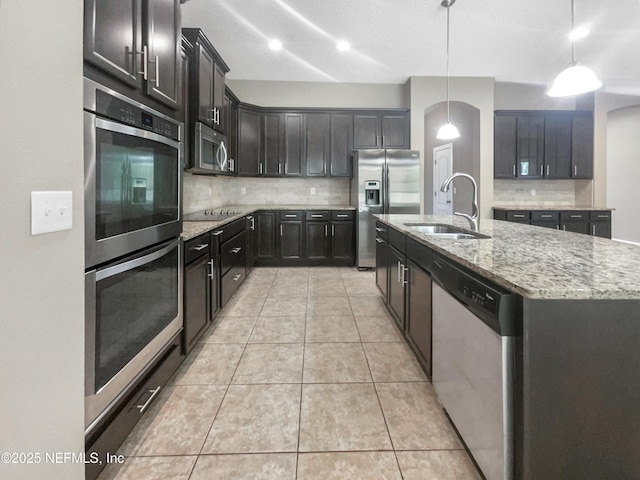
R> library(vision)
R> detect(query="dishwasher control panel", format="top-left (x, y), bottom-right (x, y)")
top-left (458, 278), bottom-right (499, 312)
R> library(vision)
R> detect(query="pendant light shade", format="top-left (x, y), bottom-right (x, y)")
top-left (437, 0), bottom-right (460, 140)
top-left (547, 0), bottom-right (602, 97)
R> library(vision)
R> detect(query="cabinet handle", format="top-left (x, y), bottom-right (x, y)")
top-left (138, 46), bottom-right (149, 80)
top-left (230, 247), bottom-right (242, 254)
top-left (574, 165), bottom-right (578, 176)
top-left (280, 225), bottom-right (283, 236)
top-left (512, 165), bottom-right (516, 176)
top-left (546, 165), bottom-right (549, 176)
top-left (397, 260), bottom-right (401, 283)
top-left (154, 55), bottom-right (160, 88)
top-left (562, 224), bottom-right (566, 231)
top-left (592, 225), bottom-right (596, 235)
top-left (570, 215), bottom-right (583, 218)
top-left (233, 274), bottom-right (242, 281)
top-left (207, 259), bottom-right (214, 279)
top-left (325, 225), bottom-right (328, 236)
top-left (513, 214), bottom-right (525, 218)
top-left (259, 163), bottom-right (263, 175)
top-left (375, 237), bottom-right (384, 243)
top-left (311, 214), bottom-right (323, 218)
top-left (250, 217), bottom-right (255, 230)
top-left (136, 386), bottom-right (161, 414)
top-left (278, 163), bottom-right (282, 174)
top-left (212, 230), bottom-right (224, 236)
top-left (332, 224), bottom-right (335, 236)
top-left (402, 265), bottom-right (408, 286)
top-left (540, 214), bottom-right (552, 218)
top-left (191, 244), bottom-right (209, 251)
top-left (597, 215), bottom-right (609, 219)
top-left (375, 227), bottom-right (385, 232)
top-left (285, 214), bottom-right (297, 218)
top-left (285, 163), bottom-right (288, 174)
top-left (540, 165), bottom-right (543, 176)
top-left (336, 214), bottom-right (349, 218)
top-left (229, 158), bottom-right (235, 172)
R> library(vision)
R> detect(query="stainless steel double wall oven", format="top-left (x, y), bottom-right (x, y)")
top-left (83, 78), bottom-right (183, 433)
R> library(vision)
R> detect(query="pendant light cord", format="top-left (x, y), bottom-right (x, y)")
top-left (445, 2), bottom-right (451, 122)
top-left (571, 0), bottom-right (576, 63)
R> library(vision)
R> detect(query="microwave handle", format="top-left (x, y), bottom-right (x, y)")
top-left (219, 141), bottom-right (228, 170)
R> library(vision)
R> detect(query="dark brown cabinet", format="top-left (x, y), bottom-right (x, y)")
top-left (494, 208), bottom-right (611, 239)
top-left (179, 37), bottom-right (191, 170)
top-left (263, 113), bottom-right (283, 176)
top-left (353, 111), bottom-right (409, 149)
top-left (375, 235), bottom-right (389, 302)
top-left (279, 211), bottom-right (304, 264)
top-left (218, 219), bottom-right (247, 308)
top-left (405, 260), bottom-right (432, 378)
top-left (84, 0), bottom-right (181, 109)
top-left (284, 113), bottom-right (304, 176)
top-left (238, 106), bottom-right (261, 176)
top-left (246, 214), bottom-right (256, 273)
top-left (329, 113), bottom-right (353, 177)
top-left (494, 110), bottom-right (594, 180)
top-left (306, 113), bottom-right (330, 177)
top-left (225, 88), bottom-right (239, 174)
top-left (182, 28), bottom-right (229, 133)
top-left (305, 211), bottom-right (330, 261)
top-left (304, 211), bottom-right (355, 265)
top-left (183, 234), bottom-right (212, 354)
top-left (330, 212), bottom-right (355, 262)
top-left (255, 211), bottom-right (277, 263)
top-left (387, 245), bottom-right (406, 330)
top-left (560, 211), bottom-right (590, 235)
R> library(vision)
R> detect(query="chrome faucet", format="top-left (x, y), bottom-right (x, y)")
top-left (440, 172), bottom-right (479, 231)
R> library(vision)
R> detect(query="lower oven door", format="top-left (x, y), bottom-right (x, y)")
top-left (85, 237), bottom-right (183, 432)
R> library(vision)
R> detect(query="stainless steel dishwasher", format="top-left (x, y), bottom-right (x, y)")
top-left (431, 255), bottom-right (517, 480)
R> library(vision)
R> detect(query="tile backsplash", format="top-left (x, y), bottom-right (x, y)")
top-left (493, 179), bottom-right (594, 207)
top-left (183, 174), bottom-right (350, 213)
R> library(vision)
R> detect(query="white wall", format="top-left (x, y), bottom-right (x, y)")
top-left (0, 1), bottom-right (85, 479)
top-left (406, 76), bottom-right (495, 218)
top-left (606, 106), bottom-right (640, 243)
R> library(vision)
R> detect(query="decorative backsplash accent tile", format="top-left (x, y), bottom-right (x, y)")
top-left (183, 174), bottom-right (350, 213)
top-left (493, 179), bottom-right (593, 207)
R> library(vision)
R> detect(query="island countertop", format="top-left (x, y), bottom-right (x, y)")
top-left (375, 214), bottom-right (640, 300)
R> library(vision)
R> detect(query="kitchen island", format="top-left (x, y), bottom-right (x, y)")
top-left (374, 214), bottom-right (640, 480)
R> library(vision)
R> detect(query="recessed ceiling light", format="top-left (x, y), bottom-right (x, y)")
top-left (268, 39), bottom-right (282, 51)
top-left (336, 40), bottom-right (350, 52)
top-left (568, 26), bottom-right (590, 41)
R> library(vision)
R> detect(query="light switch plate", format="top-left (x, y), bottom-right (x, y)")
top-left (241, 187), bottom-right (247, 195)
top-left (31, 191), bottom-right (73, 235)
top-left (310, 187), bottom-right (316, 195)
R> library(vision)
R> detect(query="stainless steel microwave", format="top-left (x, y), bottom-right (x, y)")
top-left (190, 122), bottom-right (229, 174)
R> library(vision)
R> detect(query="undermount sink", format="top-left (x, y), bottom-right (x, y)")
top-left (404, 223), bottom-right (490, 240)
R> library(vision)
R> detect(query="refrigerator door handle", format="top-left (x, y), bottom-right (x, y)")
top-left (384, 165), bottom-right (390, 214)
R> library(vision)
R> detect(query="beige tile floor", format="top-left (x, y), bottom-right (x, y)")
top-left (99, 266), bottom-right (482, 480)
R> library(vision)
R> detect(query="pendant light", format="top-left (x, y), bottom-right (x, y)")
top-left (437, 0), bottom-right (460, 140)
top-left (547, 0), bottom-right (602, 97)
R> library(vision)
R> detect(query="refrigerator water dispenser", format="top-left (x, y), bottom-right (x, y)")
top-left (365, 180), bottom-right (381, 206)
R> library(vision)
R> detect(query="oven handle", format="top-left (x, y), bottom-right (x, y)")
top-left (96, 238), bottom-right (180, 281)
top-left (95, 117), bottom-right (180, 150)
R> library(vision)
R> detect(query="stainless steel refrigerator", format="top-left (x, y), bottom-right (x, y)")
top-left (350, 149), bottom-right (420, 268)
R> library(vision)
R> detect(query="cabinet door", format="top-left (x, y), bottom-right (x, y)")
top-left (195, 43), bottom-right (214, 126)
top-left (237, 108), bottom-right (261, 176)
top-left (279, 221), bottom-right (304, 260)
top-left (226, 95), bottom-right (238, 173)
top-left (381, 112), bottom-right (409, 148)
top-left (329, 113), bottom-right (353, 177)
top-left (306, 113), bottom-right (329, 177)
top-left (84, 0), bottom-right (140, 86)
top-left (246, 216), bottom-right (255, 273)
top-left (353, 113), bottom-right (380, 149)
top-left (256, 212), bottom-right (277, 262)
top-left (212, 62), bottom-right (226, 133)
top-left (590, 221), bottom-right (611, 239)
top-left (331, 221), bottom-right (355, 262)
top-left (494, 115), bottom-right (517, 178)
top-left (387, 246), bottom-right (406, 330)
top-left (561, 221), bottom-right (590, 235)
top-left (144, 0), bottom-right (180, 107)
top-left (179, 43), bottom-right (189, 170)
top-left (517, 116), bottom-right (544, 178)
top-left (263, 113), bottom-right (282, 176)
top-left (406, 260), bottom-right (432, 378)
top-left (571, 115), bottom-right (594, 179)
top-left (184, 256), bottom-right (210, 353)
top-left (544, 115), bottom-right (572, 178)
top-left (284, 113), bottom-right (304, 176)
top-left (306, 221), bottom-right (329, 260)
top-left (375, 237), bottom-right (388, 301)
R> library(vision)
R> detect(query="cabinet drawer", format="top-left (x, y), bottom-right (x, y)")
top-left (331, 210), bottom-right (355, 221)
top-left (221, 231), bottom-right (246, 275)
top-left (220, 258), bottom-right (246, 307)
top-left (375, 221), bottom-right (389, 240)
top-left (506, 211), bottom-right (530, 222)
top-left (590, 211), bottom-right (611, 221)
top-left (184, 234), bottom-right (210, 264)
top-left (306, 211), bottom-right (330, 221)
top-left (560, 211), bottom-right (589, 221)
top-left (531, 211), bottom-right (559, 222)
top-left (388, 227), bottom-right (406, 252)
top-left (280, 211), bottom-right (303, 221)
top-left (216, 218), bottom-right (245, 243)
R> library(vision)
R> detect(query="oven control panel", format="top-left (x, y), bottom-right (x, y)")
top-left (96, 90), bottom-right (179, 141)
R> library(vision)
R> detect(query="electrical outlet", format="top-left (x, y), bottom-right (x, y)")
top-left (310, 187), bottom-right (316, 195)
top-left (31, 191), bottom-right (73, 235)
top-left (241, 187), bottom-right (246, 195)
top-left (531, 189), bottom-right (536, 196)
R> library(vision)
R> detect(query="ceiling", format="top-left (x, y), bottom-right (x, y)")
top-left (181, 0), bottom-right (640, 96)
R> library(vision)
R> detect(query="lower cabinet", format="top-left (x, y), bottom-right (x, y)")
top-left (279, 211), bottom-right (304, 264)
top-left (256, 211), bottom-right (278, 264)
top-left (494, 208), bottom-right (612, 239)
top-left (387, 245), bottom-right (406, 331)
top-left (246, 214), bottom-right (256, 273)
top-left (375, 236), bottom-right (388, 301)
top-left (218, 219), bottom-right (247, 308)
top-left (405, 260), bottom-right (432, 378)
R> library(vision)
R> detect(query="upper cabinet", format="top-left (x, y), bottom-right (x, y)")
top-left (84, 0), bottom-right (181, 109)
top-left (328, 113), bottom-right (353, 177)
top-left (353, 111), bottom-right (410, 149)
top-left (225, 88), bottom-right (240, 174)
top-left (494, 110), bottom-right (593, 180)
top-left (182, 28), bottom-right (230, 134)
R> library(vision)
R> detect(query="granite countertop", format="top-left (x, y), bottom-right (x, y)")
top-left (493, 205), bottom-right (614, 211)
top-left (375, 214), bottom-right (640, 300)
top-left (182, 204), bottom-right (355, 241)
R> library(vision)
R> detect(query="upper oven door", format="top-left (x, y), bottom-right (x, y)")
top-left (85, 111), bottom-right (182, 267)
top-left (192, 122), bottom-right (228, 174)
